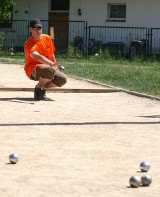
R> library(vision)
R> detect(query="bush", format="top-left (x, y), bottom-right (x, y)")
top-left (0, 32), bottom-right (4, 51)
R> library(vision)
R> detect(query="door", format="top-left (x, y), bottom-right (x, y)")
top-left (49, 12), bottom-right (69, 54)
top-left (49, 0), bottom-right (69, 53)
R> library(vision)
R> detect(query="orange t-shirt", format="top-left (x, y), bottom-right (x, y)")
top-left (24, 34), bottom-right (55, 78)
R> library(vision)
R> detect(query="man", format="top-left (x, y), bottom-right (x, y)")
top-left (24, 19), bottom-right (67, 100)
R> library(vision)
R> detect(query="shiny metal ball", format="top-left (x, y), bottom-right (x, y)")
top-left (9, 153), bottom-right (19, 164)
top-left (140, 161), bottom-right (151, 172)
top-left (141, 174), bottom-right (152, 186)
top-left (129, 175), bottom-right (141, 188)
top-left (59, 65), bottom-right (65, 72)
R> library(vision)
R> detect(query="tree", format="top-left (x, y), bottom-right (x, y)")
top-left (0, 0), bottom-right (15, 21)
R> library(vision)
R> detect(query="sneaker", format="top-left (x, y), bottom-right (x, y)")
top-left (41, 88), bottom-right (52, 101)
top-left (41, 88), bottom-right (46, 98)
top-left (34, 85), bottom-right (43, 100)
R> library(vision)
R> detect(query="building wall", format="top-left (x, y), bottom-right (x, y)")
top-left (13, 0), bottom-right (30, 20)
top-left (29, 0), bottom-right (49, 20)
top-left (13, 0), bottom-right (49, 20)
top-left (70, 0), bottom-right (107, 26)
top-left (127, 0), bottom-right (160, 28)
top-left (70, 0), bottom-right (160, 28)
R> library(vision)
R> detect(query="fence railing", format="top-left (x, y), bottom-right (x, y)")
top-left (150, 28), bottom-right (160, 56)
top-left (88, 26), bottom-right (150, 58)
top-left (0, 20), bottom-right (29, 54)
top-left (0, 20), bottom-right (87, 56)
top-left (0, 20), bottom-right (160, 58)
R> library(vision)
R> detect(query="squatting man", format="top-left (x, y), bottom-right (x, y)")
top-left (24, 19), bottom-right (67, 100)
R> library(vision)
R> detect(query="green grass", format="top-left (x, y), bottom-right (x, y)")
top-left (0, 54), bottom-right (160, 97)
top-left (59, 55), bottom-right (160, 97)
top-left (0, 55), bottom-right (25, 64)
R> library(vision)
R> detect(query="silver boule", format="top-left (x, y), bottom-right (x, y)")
top-left (129, 175), bottom-right (141, 188)
top-left (59, 65), bottom-right (65, 72)
top-left (140, 161), bottom-right (151, 172)
top-left (141, 174), bottom-right (152, 186)
top-left (9, 153), bottom-right (19, 164)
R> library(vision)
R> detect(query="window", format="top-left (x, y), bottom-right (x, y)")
top-left (51, 0), bottom-right (69, 11)
top-left (107, 3), bottom-right (126, 21)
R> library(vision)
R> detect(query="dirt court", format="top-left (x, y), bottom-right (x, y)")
top-left (0, 63), bottom-right (160, 197)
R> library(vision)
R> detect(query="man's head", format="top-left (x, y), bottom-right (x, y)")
top-left (29, 19), bottom-right (42, 40)
top-left (30, 19), bottom-right (42, 28)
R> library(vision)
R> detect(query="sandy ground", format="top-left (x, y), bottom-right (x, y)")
top-left (0, 64), bottom-right (160, 197)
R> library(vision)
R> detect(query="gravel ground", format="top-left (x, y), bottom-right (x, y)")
top-left (0, 64), bottom-right (160, 197)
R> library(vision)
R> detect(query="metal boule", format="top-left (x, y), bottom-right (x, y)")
top-left (9, 153), bottom-right (19, 164)
top-left (129, 175), bottom-right (141, 188)
top-left (59, 65), bottom-right (65, 72)
top-left (140, 161), bottom-right (151, 172)
top-left (141, 174), bottom-right (152, 186)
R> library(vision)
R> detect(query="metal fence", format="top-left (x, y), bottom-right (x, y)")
top-left (0, 20), bottom-right (29, 54)
top-left (0, 20), bottom-right (160, 58)
top-left (0, 20), bottom-right (87, 56)
top-left (88, 26), bottom-right (149, 58)
top-left (150, 28), bottom-right (160, 56)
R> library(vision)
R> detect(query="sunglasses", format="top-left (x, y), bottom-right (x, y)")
top-left (32, 27), bottom-right (42, 30)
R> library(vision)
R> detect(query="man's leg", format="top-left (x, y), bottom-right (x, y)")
top-left (31, 65), bottom-right (67, 100)
top-left (31, 65), bottom-right (56, 100)
top-left (45, 69), bottom-right (67, 88)
top-left (34, 77), bottom-right (52, 100)
top-left (38, 77), bottom-right (52, 87)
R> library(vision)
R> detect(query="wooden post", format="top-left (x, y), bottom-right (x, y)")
top-left (50, 26), bottom-right (54, 41)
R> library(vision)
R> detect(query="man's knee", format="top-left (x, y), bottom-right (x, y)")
top-left (52, 74), bottom-right (67, 87)
top-left (59, 75), bottom-right (67, 87)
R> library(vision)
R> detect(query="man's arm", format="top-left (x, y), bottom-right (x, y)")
top-left (51, 53), bottom-right (56, 63)
top-left (30, 51), bottom-right (59, 68)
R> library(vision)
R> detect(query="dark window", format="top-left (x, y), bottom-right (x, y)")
top-left (51, 0), bottom-right (69, 11)
top-left (108, 3), bottom-right (126, 21)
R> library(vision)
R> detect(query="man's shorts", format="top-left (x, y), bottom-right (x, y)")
top-left (31, 65), bottom-right (67, 87)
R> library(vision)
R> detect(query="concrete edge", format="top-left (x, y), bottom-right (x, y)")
top-left (68, 75), bottom-right (160, 101)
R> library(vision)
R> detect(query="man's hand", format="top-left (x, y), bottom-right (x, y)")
top-left (51, 62), bottom-right (60, 69)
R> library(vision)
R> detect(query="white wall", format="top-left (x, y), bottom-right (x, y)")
top-left (126, 0), bottom-right (160, 28)
top-left (13, 0), bottom-right (49, 20)
top-left (70, 0), bottom-right (107, 25)
top-left (29, 0), bottom-right (49, 20)
top-left (70, 0), bottom-right (160, 28)
top-left (13, 0), bottom-right (29, 20)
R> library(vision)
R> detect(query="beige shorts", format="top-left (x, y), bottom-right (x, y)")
top-left (31, 65), bottom-right (67, 87)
